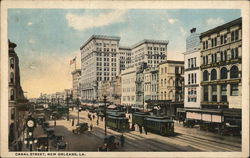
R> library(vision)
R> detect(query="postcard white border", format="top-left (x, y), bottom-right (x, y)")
top-left (1, 0), bottom-right (249, 158)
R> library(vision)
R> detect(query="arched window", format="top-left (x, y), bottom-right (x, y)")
top-left (230, 65), bottom-right (239, 79)
top-left (211, 69), bottom-right (217, 80)
top-left (220, 67), bottom-right (228, 79)
top-left (164, 91), bottom-right (166, 100)
top-left (203, 70), bottom-right (209, 81)
top-left (10, 72), bottom-right (14, 83)
top-left (10, 58), bottom-right (14, 69)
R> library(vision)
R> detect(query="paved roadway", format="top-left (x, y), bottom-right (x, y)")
top-left (47, 109), bottom-right (241, 152)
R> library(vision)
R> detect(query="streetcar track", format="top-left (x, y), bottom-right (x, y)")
top-left (177, 134), bottom-right (241, 150)
top-left (175, 126), bottom-right (242, 146)
top-left (174, 135), bottom-right (232, 152)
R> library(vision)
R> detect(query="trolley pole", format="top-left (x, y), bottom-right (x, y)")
top-left (103, 95), bottom-right (107, 136)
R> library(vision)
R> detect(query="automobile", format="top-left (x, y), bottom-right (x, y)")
top-left (72, 123), bottom-right (88, 134)
top-left (51, 135), bottom-right (67, 150)
top-left (98, 135), bottom-right (119, 151)
top-left (45, 127), bottom-right (55, 139)
top-left (36, 136), bottom-right (49, 151)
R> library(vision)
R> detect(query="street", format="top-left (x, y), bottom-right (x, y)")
top-left (41, 109), bottom-right (241, 152)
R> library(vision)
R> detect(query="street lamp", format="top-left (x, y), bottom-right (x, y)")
top-left (103, 95), bottom-right (107, 136)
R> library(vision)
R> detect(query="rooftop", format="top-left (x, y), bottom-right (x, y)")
top-left (132, 39), bottom-right (169, 49)
top-left (80, 35), bottom-right (121, 50)
top-left (200, 17), bottom-right (242, 38)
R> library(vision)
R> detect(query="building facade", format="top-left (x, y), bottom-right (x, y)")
top-left (71, 69), bottom-right (81, 100)
top-left (184, 28), bottom-right (201, 109)
top-left (8, 40), bottom-right (28, 151)
top-left (118, 46), bottom-right (132, 73)
top-left (131, 40), bottom-right (169, 68)
top-left (200, 17), bottom-right (242, 109)
top-left (158, 60), bottom-right (184, 102)
top-left (121, 67), bottom-right (137, 107)
top-left (80, 35), bottom-right (120, 101)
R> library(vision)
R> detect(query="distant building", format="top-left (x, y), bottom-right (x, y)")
top-left (186, 28), bottom-right (200, 52)
top-left (184, 28), bottom-right (201, 109)
top-left (71, 69), bottom-right (81, 100)
top-left (118, 46), bottom-right (132, 73)
top-left (8, 40), bottom-right (28, 151)
top-left (131, 39), bottom-right (169, 68)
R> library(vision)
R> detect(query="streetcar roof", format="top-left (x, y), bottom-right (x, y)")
top-left (145, 118), bottom-right (173, 123)
top-left (107, 116), bottom-right (128, 120)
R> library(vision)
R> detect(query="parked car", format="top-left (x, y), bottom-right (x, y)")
top-left (51, 135), bottom-right (67, 150)
top-left (98, 135), bottom-right (119, 151)
top-left (72, 123), bottom-right (88, 134)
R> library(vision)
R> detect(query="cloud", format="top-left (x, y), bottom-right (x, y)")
top-left (28, 39), bottom-right (35, 44)
top-left (206, 17), bottom-right (225, 27)
top-left (27, 22), bottom-right (33, 26)
top-left (65, 10), bottom-right (127, 31)
top-left (168, 18), bottom-right (178, 24)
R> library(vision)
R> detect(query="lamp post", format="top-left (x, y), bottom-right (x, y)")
top-left (103, 95), bottom-right (107, 136)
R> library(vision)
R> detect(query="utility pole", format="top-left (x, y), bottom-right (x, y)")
top-left (103, 95), bottom-right (107, 136)
top-left (67, 92), bottom-right (69, 121)
top-left (77, 97), bottom-right (80, 125)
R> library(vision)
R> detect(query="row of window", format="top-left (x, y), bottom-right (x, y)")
top-left (123, 96), bottom-right (135, 101)
top-left (203, 83), bottom-right (238, 102)
top-left (202, 30), bottom-right (240, 50)
top-left (203, 65), bottom-right (239, 81)
top-left (188, 73), bottom-right (197, 84)
top-left (148, 47), bottom-right (166, 51)
top-left (96, 52), bottom-right (117, 57)
top-left (202, 47), bottom-right (239, 65)
top-left (188, 57), bottom-right (197, 68)
top-left (96, 43), bottom-right (117, 47)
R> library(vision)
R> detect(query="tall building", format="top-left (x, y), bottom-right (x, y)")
top-left (131, 39), bottom-right (169, 68)
top-left (184, 28), bottom-right (201, 109)
top-left (186, 28), bottom-right (200, 52)
top-left (118, 46), bottom-right (132, 73)
top-left (8, 40), bottom-right (28, 151)
top-left (80, 35), bottom-right (120, 101)
top-left (71, 69), bottom-right (81, 100)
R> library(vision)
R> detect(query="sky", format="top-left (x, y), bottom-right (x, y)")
top-left (8, 9), bottom-right (241, 98)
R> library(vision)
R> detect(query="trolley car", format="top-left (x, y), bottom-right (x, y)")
top-left (106, 111), bottom-right (129, 132)
top-left (144, 116), bottom-right (174, 136)
top-left (132, 112), bottom-right (150, 127)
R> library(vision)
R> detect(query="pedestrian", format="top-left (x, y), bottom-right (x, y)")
top-left (90, 124), bottom-right (93, 131)
top-left (145, 127), bottom-right (148, 135)
top-left (96, 119), bottom-right (99, 126)
top-left (120, 134), bottom-right (125, 147)
top-left (93, 115), bottom-right (95, 120)
top-left (54, 119), bottom-right (56, 126)
top-left (72, 119), bottom-right (74, 126)
top-left (139, 126), bottom-right (142, 134)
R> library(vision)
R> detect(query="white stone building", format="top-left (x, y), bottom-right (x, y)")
top-left (184, 28), bottom-right (201, 109)
top-left (121, 67), bottom-right (137, 106)
top-left (80, 35), bottom-right (120, 101)
top-left (131, 39), bottom-right (169, 68)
